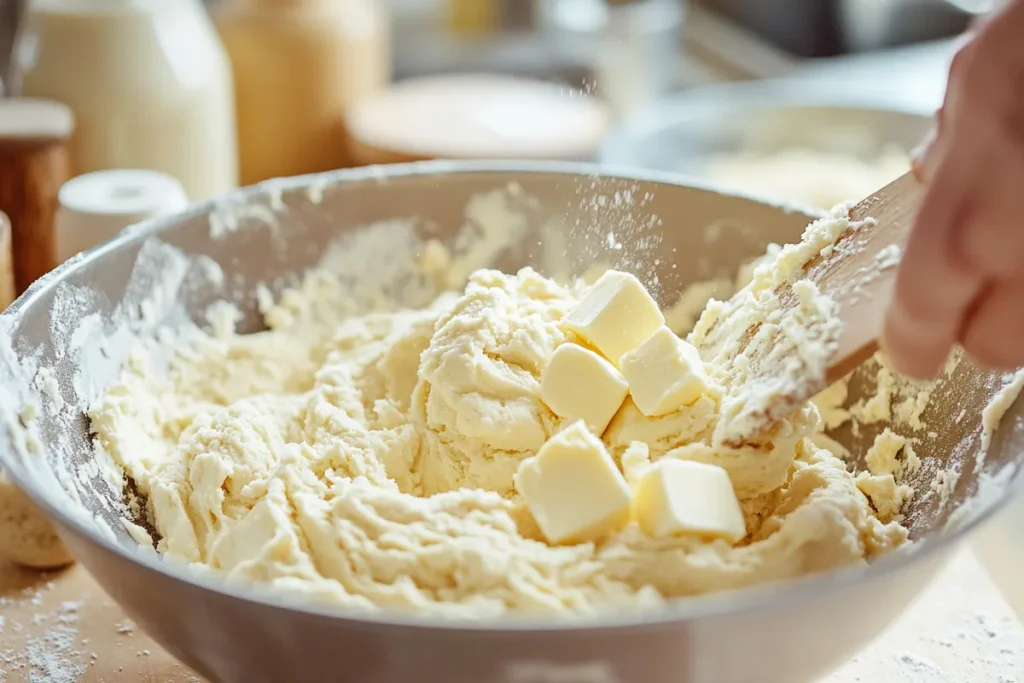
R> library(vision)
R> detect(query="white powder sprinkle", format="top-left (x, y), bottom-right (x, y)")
top-left (25, 625), bottom-right (86, 683)
top-left (0, 583), bottom-right (88, 683)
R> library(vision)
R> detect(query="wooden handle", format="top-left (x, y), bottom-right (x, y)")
top-left (0, 211), bottom-right (13, 310)
top-left (698, 170), bottom-right (925, 448)
top-left (824, 171), bottom-right (925, 383)
top-left (0, 98), bottom-right (74, 295)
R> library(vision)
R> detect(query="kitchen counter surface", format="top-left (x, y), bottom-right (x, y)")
top-left (0, 544), bottom-right (1019, 682)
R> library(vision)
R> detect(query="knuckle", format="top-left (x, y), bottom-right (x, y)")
top-left (955, 202), bottom-right (1024, 280)
top-left (948, 44), bottom-right (973, 80)
top-left (894, 272), bottom-right (961, 328)
top-left (948, 42), bottom-right (1003, 107)
top-left (961, 288), bottom-right (1024, 371)
top-left (949, 218), bottom-right (997, 280)
top-left (954, 224), bottom-right (1001, 276)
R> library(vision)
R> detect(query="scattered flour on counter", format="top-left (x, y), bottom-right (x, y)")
top-left (895, 652), bottom-right (944, 678)
top-left (829, 550), bottom-right (1024, 683)
top-left (0, 582), bottom-right (87, 683)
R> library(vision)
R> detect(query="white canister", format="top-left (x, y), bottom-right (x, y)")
top-left (17, 0), bottom-right (239, 201)
top-left (55, 169), bottom-right (189, 263)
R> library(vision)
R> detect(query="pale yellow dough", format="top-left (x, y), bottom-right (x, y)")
top-left (89, 243), bottom-right (910, 618)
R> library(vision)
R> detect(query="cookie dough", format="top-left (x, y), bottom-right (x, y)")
top-left (89, 213), bottom-right (911, 618)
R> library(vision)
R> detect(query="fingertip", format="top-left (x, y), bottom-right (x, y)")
top-left (881, 307), bottom-right (949, 380)
top-left (879, 345), bottom-right (943, 381)
top-left (880, 344), bottom-right (944, 380)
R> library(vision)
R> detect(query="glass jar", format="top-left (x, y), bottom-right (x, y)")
top-left (17, 0), bottom-right (239, 201)
top-left (536, 0), bottom-right (685, 120)
top-left (214, 0), bottom-right (391, 185)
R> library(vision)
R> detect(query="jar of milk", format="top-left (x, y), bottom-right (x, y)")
top-left (15, 0), bottom-right (239, 202)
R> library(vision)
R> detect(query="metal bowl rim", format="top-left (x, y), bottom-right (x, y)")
top-left (0, 158), bottom-right (1014, 634)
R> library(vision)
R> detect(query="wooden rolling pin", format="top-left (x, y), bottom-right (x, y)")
top-left (0, 98), bottom-right (73, 294)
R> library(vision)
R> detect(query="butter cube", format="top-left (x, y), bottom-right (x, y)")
top-left (620, 327), bottom-right (715, 417)
top-left (634, 459), bottom-right (746, 542)
top-left (541, 343), bottom-right (629, 435)
top-left (564, 270), bottom-right (665, 364)
top-left (514, 420), bottom-right (632, 545)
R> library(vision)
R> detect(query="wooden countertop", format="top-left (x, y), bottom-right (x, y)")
top-left (0, 560), bottom-right (198, 682)
top-left (0, 546), bottom-right (1020, 682)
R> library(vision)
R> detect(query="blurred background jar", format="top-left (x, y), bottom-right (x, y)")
top-left (536, 0), bottom-right (685, 119)
top-left (214, 0), bottom-right (391, 185)
top-left (15, 0), bottom-right (239, 202)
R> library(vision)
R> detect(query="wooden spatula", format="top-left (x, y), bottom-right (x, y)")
top-left (696, 171), bottom-right (925, 448)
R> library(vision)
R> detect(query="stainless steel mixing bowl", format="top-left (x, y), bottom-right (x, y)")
top-left (1, 161), bottom-right (1022, 683)
top-left (598, 79), bottom-right (931, 178)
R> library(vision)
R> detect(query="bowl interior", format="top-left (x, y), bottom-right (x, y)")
top-left (599, 91), bottom-right (931, 178)
top-left (0, 163), bottom-right (1020, 590)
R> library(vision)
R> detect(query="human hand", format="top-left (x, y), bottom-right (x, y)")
top-left (882, 0), bottom-right (1024, 379)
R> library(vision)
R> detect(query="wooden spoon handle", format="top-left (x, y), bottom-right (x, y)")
top-left (823, 171), bottom-right (926, 383)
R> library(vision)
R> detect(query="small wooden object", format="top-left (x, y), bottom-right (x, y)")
top-left (344, 74), bottom-right (611, 165)
top-left (701, 171), bottom-right (924, 445)
top-left (0, 98), bottom-right (74, 294)
top-left (0, 211), bottom-right (14, 310)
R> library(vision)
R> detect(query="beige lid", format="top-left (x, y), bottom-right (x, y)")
top-left (345, 74), bottom-right (611, 162)
top-left (0, 98), bottom-right (74, 145)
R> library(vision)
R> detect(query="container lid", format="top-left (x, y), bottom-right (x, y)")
top-left (55, 169), bottom-right (190, 265)
top-left (345, 74), bottom-right (611, 161)
top-left (58, 169), bottom-right (189, 218)
top-left (0, 98), bottom-right (74, 145)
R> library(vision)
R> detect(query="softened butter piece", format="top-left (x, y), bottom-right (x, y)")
top-left (541, 343), bottom-right (629, 435)
top-left (563, 270), bottom-right (665, 364)
top-left (620, 326), bottom-right (716, 417)
top-left (634, 459), bottom-right (746, 542)
top-left (514, 420), bottom-right (632, 545)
